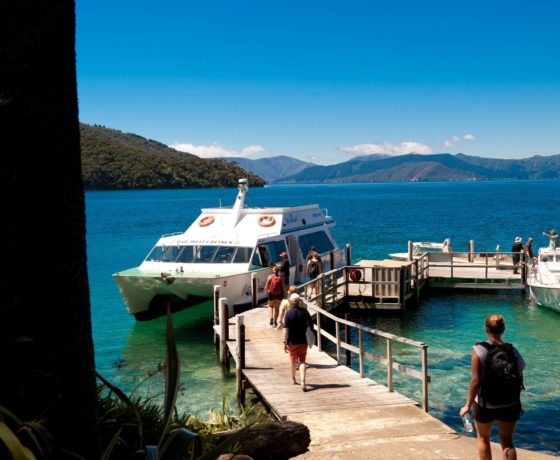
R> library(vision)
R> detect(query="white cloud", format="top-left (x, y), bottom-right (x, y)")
top-left (170, 142), bottom-right (265, 158)
top-left (443, 136), bottom-right (461, 148)
top-left (444, 133), bottom-right (477, 147)
top-left (339, 141), bottom-right (432, 156)
top-left (306, 155), bottom-right (321, 162)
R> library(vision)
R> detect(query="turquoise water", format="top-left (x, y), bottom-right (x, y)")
top-left (86, 181), bottom-right (560, 454)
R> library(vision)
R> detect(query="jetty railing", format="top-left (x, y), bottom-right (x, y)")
top-left (300, 284), bottom-right (430, 412)
top-left (426, 250), bottom-right (527, 286)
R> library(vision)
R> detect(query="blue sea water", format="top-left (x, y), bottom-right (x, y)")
top-left (86, 181), bottom-right (560, 455)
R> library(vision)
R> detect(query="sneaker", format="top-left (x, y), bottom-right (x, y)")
top-left (269, 318), bottom-right (274, 326)
top-left (273, 320), bottom-right (278, 327)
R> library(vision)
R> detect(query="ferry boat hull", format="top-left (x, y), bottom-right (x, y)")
top-left (527, 247), bottom-right (560, 314)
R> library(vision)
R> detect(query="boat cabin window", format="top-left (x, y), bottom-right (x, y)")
top-left (146, 245), bottom-right (253, 264)
top-left (252, 241), bottom-right (287, 267)
top-left (146, 245), bottom-right (183, 262)
top-left (233, 247), bottom-right (252, 263)
top-left (299, 231), bottom-right (334, 256)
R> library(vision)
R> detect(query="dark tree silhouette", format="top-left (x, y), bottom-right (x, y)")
top-left (0, 1), bottom-right (100, 457)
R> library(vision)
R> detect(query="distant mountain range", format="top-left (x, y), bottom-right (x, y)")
top-left (273, 153), bottom-right (560, 183)
top-left (80, 123), bottom-right (560, 188)
top-left (220, 156), bottom-right (314, 182)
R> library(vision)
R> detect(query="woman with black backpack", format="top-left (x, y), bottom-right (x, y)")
top-left (460, 314), bottom-right (525, 460)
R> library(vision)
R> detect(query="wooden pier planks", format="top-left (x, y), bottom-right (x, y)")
top-left (221, 307), bottom-right (415, 421)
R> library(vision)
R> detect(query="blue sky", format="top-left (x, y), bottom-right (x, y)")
top-left (76, 0), bottom-right (560, 164)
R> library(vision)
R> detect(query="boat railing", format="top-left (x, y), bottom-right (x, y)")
top-left (160, 231), bottom-right (183, 238)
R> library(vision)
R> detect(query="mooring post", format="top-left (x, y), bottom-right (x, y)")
top-left (344, 313), bottom-right (351, 367)
top-left (219, 297), bottom-right (229, 367)
top-left (316, 312), bottom-right (322, 352)
top-left (213, 286), bottom-right (220, 351)
top-left (236, 315), bottom-right (245, 403)
top-left (521, 253), bottom-right (527, 293)
top-left (251, 273), bottom-right (257, 308)
top-left (421, 344), bottom-right (429, 412)
top-left (387, 338), bottom-right (393, 392)
top-left (408, 240), bottom-right (413, 261)
top-left (469, 239), bottom-right (475, 263)
top-left (345, 243), bottom-right (352, 266)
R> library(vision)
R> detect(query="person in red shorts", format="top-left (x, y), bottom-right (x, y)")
top-left (283, 293), bottom-right (314, 392)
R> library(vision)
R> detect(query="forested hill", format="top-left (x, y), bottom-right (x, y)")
top-left (80, 124), bottom-right (266, 190)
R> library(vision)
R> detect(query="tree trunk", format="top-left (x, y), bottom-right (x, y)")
top-left (0, 1), bottom-right (100, 458)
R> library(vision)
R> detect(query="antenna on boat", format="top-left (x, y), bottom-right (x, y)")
top-left (231, 179), bottom-right (250, 226)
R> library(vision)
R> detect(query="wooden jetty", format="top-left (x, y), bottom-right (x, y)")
top-left (212, 289), bottom-right (556, 459)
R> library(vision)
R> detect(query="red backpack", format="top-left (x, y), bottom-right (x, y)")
top-left (269, 274), bottom-right (283, 295)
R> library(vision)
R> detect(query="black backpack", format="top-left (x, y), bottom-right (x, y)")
top-left (307, 259), bottom-right (319, 278)
top-left (478, 342), bottom-right (524, 407)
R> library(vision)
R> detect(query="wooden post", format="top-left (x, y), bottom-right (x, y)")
top-left (251, 273), bottom-right (258, 308)
top-left (387, 339), bottom-right (393, 392)
top-left (468, 239), bottom-right (474, 263)
top-left (219, 298), bottom-right (229, 367)
top-left (236, 315), bottom-right (245, 403)
top-left (344, 266), bottom-right (349, 298)
top-left (414, 259), bottom-right (420, 303)
top-left (485, 253), bottom-right (489, 279)
top-left (345, 243), bottom-right (352, 266)
top-left (358, 329), bottom-right (364, 378)
top-left (421, 344), bottom-right (429, 412)
top-left (335, 321), bottom-right (341, 365)
top-left (344, 313), bottom-right (351, 367)
top-left (330, 251), bottom-right (335, 272)
top-left (408, 240), bottom-right (413, 261)
top-left (320, 274), bottom-right (326, 308)
top-left (521, 253), bottom-right (527, 292)
top-left (214, 286), bottom-right (220, 352)
top-left (316, 312), bottom-right (322, 351)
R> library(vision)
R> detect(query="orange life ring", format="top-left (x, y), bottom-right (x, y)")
top-left (257, 215), bottom-right (276, 227)
top-left (349, 269), bottom-right (362, 282)
top-left (198, 215), bottom-right (215, 227)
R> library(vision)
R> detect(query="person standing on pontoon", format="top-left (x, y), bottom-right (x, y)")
top-left (511, 237), bottom-right (524, 274)
top-left (542, 229), bottom-right (558, 249)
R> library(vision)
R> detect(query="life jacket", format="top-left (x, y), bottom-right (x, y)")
top-left (269, 274), bottom-right (283, 295)
top-left (477, 342), bottom-right (524, 407)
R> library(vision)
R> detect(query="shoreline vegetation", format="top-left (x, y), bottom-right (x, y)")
top-left (80, 123), bottom-right (266, 190)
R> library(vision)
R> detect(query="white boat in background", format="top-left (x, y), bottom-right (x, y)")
top-left (527, 246), bottom-right (560, 313)
top-left (113, 179), bottom-right (346, 320)
top-left (389, 239), bottom-right (452, 261)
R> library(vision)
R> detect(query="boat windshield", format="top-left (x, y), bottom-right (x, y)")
top-left (146, 245), bottom-right (253, 264)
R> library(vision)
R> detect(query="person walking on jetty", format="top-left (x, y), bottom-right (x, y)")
top-left (511, 237), bottom-right (523, 274)
top-left (278, 251), bottom-right (290, 289)
top-left (265, 265), bottom-right (284, 327)
top-left (283, 293), bottom-right (314, 392)
top-left (542, 229), bottom-right (558, 249)
top-left (276, 285), bottom-right (298, 329)
top-left (460, 314), bottom-right (525, 460)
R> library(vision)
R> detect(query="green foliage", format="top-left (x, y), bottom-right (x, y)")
top-left (80, 123), bottom-right (267, 190)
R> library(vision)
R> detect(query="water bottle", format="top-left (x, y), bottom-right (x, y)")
top-left (463, 413), bottom-right (474, 433)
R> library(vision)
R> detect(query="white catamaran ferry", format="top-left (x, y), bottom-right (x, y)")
top-left (113, 179), bottom-right (346, 320)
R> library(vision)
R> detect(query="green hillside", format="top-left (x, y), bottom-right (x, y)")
top-left (80, 124), bottom-right (266, 189)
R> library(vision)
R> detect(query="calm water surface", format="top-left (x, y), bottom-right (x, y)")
top-left (86, 181), bottom-right (560, 454)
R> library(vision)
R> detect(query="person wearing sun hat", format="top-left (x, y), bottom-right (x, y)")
top-left (511, 237), bottom-right (524, 274)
